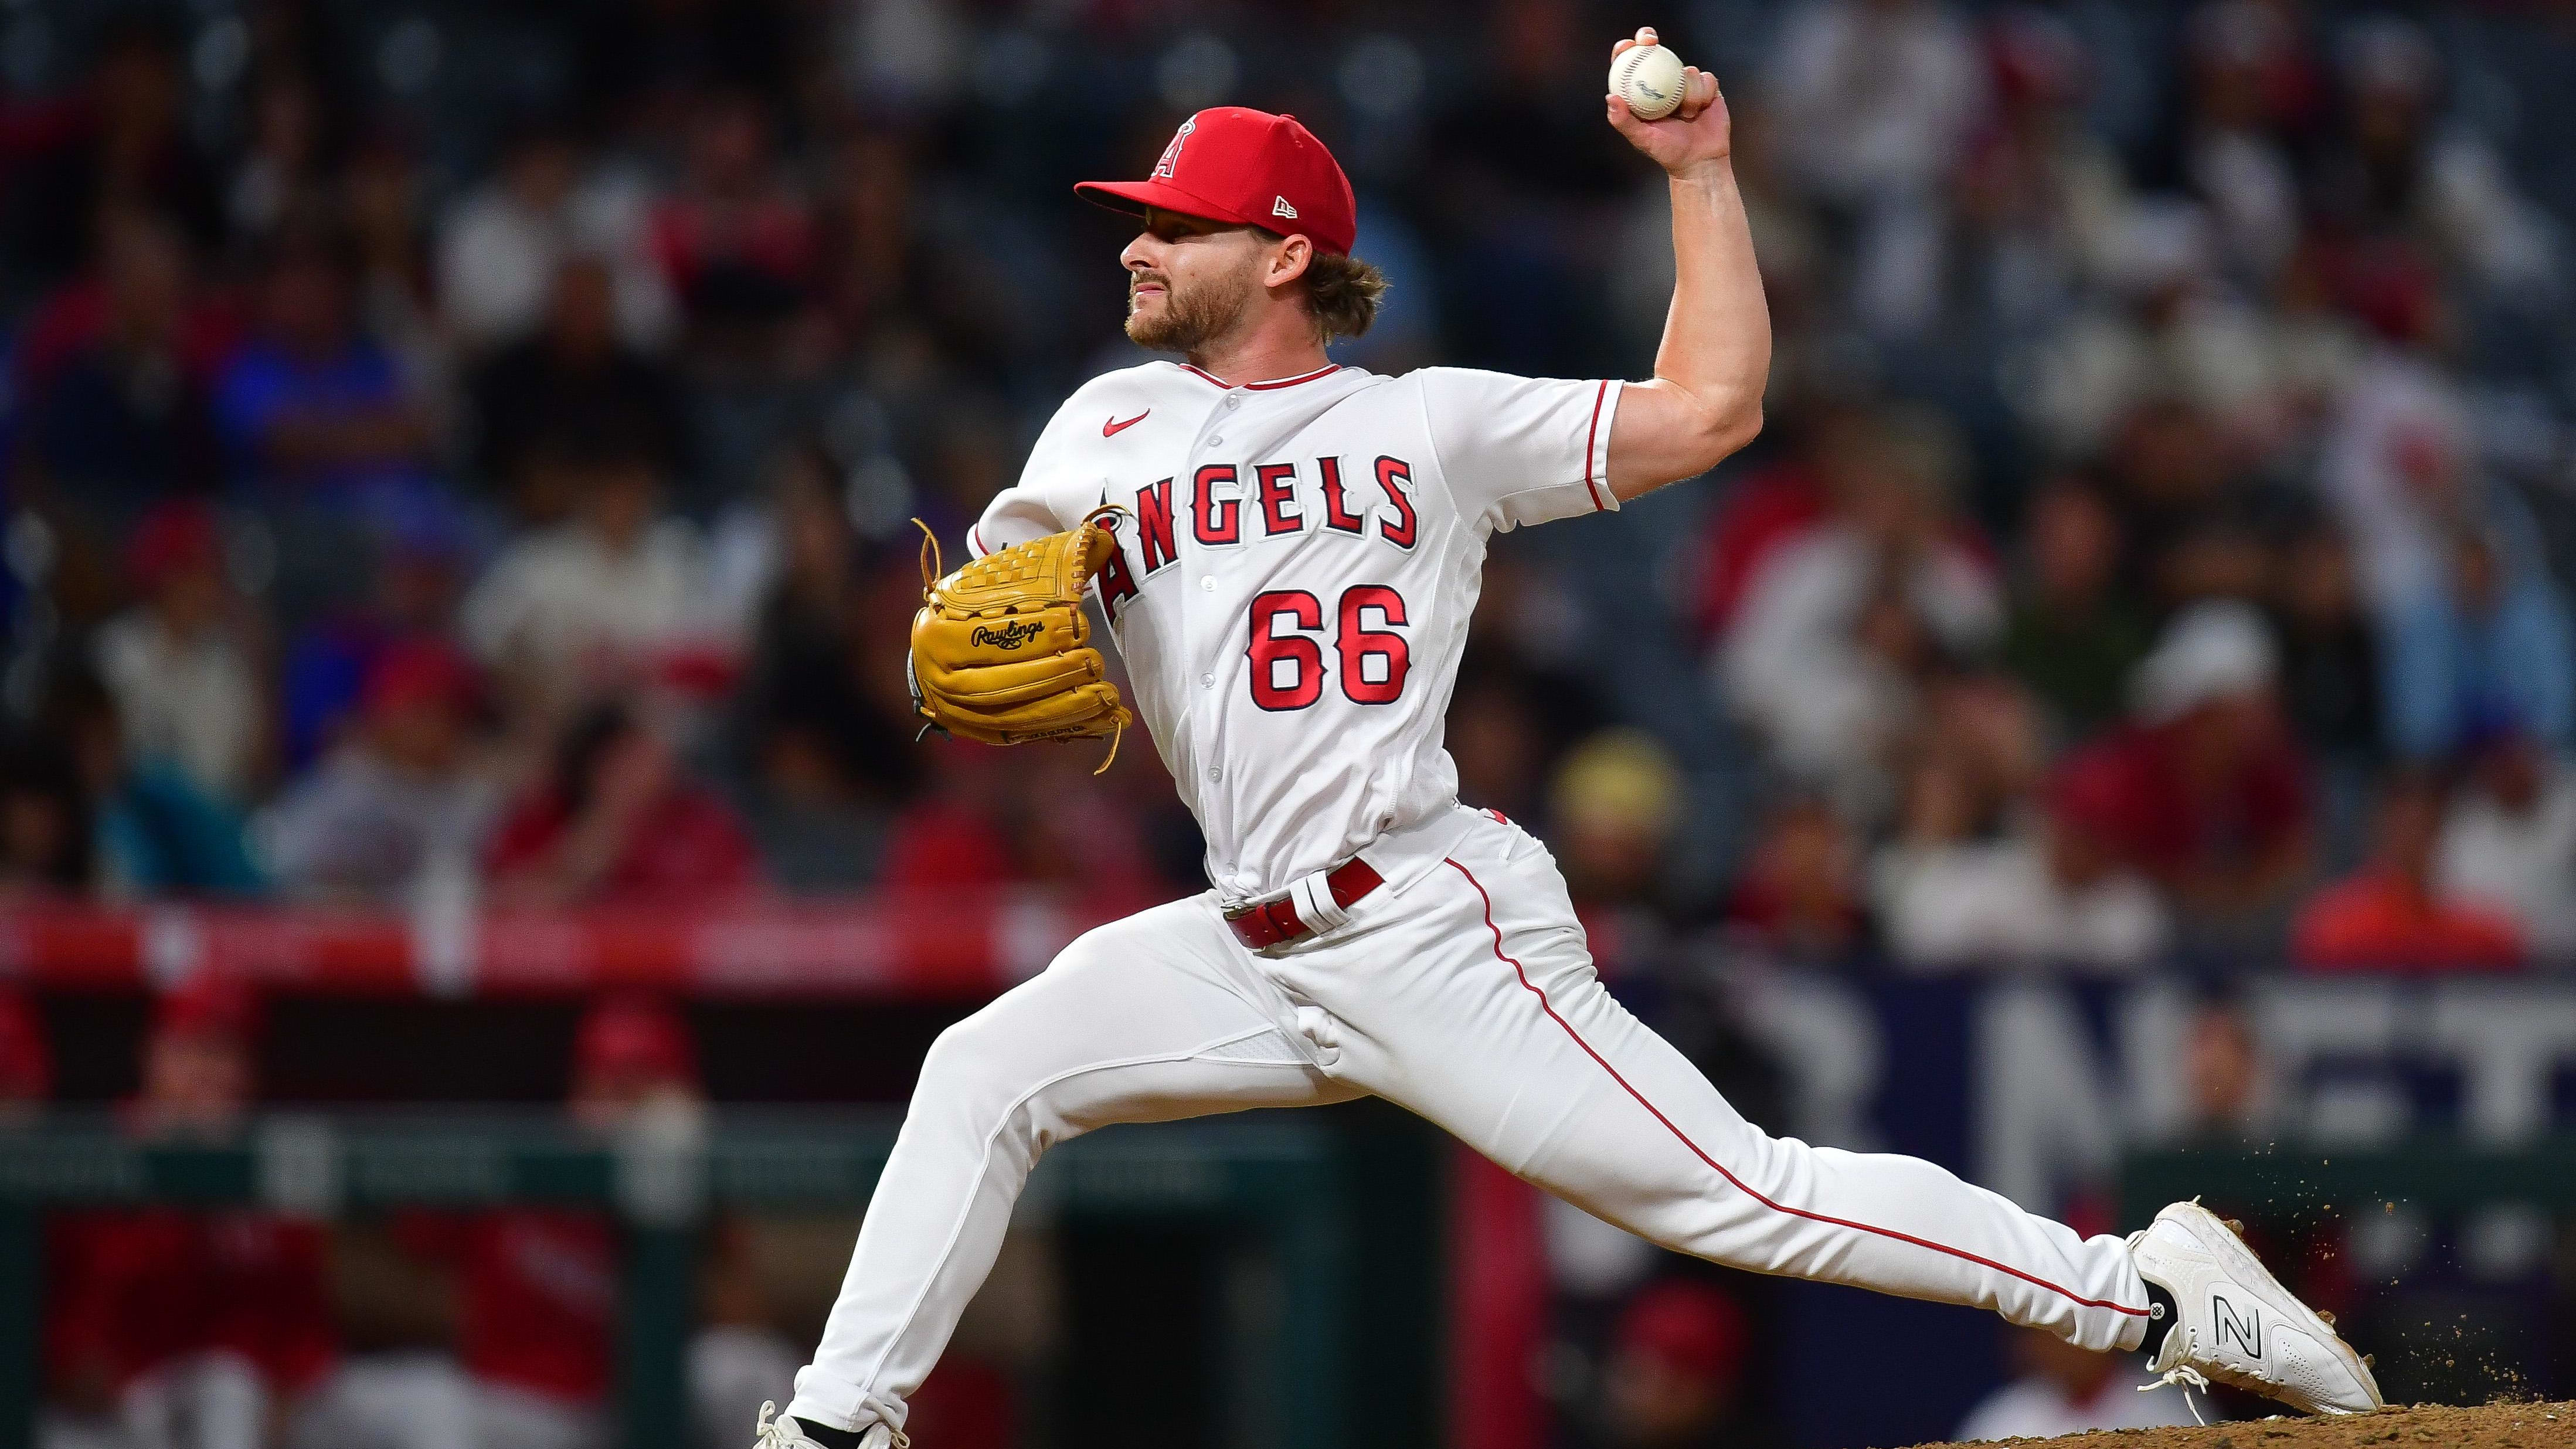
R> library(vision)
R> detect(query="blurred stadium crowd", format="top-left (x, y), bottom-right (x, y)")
top-left (0, 0), bottom-right (2565, 964)
top-left (0, 0), bottom-right (2573, 1445)
top-left (1, 0), bottom-right (2574, 971)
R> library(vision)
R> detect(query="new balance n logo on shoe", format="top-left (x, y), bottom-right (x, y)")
top-left (2213, 1294), bottom-right (2262, 1359)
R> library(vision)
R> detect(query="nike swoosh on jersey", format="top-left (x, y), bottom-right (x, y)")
top-left (1103, 411), bottom-right (1150, 436)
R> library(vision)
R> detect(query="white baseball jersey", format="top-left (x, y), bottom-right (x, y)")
top-left (970, 359), bottom-right (1623, 905)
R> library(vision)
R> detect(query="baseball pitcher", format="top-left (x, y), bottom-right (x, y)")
top-left (760, 30), bottom-right (2380, 1448)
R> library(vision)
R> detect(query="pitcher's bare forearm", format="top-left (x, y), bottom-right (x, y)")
top-left (1600, 27), bottom-right (1772, 499)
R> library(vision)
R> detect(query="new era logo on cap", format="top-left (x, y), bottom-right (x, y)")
top-left (1074, 107), bottom-right (1357, 256)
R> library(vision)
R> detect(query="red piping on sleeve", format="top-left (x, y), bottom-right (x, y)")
top-left (1441, 857), bottom-right (2149, 1320)
top-left (1583, 381), bottom-right (1610, 512)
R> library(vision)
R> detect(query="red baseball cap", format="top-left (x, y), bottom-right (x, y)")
top-left (0, 990), bottom-right (51, 1102)
top-left (127, 499), bottom-right (224, 593)
top-left (1614, 1280), bottom-right (1751, 1384)
top-left (362, 639), bottom-right (478, 722)
top-left (155, 971), bottom-right (261, 1044)
top-left (573, 993), bottom-right (699, 1085)
top-left (1076, 107), bottom-right (1357, 256)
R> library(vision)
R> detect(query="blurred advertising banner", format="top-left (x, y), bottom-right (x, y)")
top-left (0, 893), bottom-right (1144, 998)
top-left (1698, 968), bottom-right (2576, 1448)
top-left (1724, 969), bottom-right (2576, 1212)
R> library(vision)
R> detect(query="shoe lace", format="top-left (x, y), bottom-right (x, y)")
top-left (2139, 1363), bottom-right (2213, 1426)
top-left (755, 1402), bottom-right (910, 1449)
top-left (2133, 1330), bottom-right (2215, 1423)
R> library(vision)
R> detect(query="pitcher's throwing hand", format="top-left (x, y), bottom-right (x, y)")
top-left (1606, 27), bottom-right (1730, 174)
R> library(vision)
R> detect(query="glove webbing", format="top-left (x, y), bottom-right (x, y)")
top-left (912, 517), bottom-right (1127, 775)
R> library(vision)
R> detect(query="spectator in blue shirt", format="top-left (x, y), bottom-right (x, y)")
top-left (213, 219), bottom-right (436, 510)
top-left (2384, 527), bottom-right (2576, 759)
top-left (20, 210), bottom-right (222, 531)
top-left (277, 493), bottom-right (476, 774)
top-left (48, 664), bottom-right (264, 899)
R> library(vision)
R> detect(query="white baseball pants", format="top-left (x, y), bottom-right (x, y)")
top-left (786, 808), bottom-right (2150, 1441)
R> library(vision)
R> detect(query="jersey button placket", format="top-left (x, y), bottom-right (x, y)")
top-left (1186, 393), bottom-right (1233, 858)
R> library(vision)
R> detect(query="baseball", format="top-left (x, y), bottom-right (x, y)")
top-left (1609, 42), bottom-right (1687, 120)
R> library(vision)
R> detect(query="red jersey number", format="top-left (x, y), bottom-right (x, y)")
top-left (1245, 586), bottom-right (1411, 710)
top-left (1249, 591), bottom-right (1326, 710)
top-left (1335, 585), bottom-right (1410, 704)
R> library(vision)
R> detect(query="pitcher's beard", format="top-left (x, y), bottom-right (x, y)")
top-left (1126, 269), bottom-right (1256, 354)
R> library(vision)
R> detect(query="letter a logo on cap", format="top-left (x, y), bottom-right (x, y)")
top-left (1153, 117), bottom-right (1196, 181)
top-left (1272, 196), bottom-right (1299, 219)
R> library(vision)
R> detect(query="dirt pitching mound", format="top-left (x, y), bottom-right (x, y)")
top-left (1890, 1400), bottom-right (2574, 1449)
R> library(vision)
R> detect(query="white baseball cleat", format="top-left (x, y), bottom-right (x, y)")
top-left (752, 1403), bottom-right (909, 1449)
top-left (2129, 1201), bottom-right (2384, 1416)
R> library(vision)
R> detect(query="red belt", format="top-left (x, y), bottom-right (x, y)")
top-left (1225, 858), bottom-right (1385, 949)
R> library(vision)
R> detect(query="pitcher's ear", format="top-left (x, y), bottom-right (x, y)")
top-left (1269, 232), bottom-right (1314, 287)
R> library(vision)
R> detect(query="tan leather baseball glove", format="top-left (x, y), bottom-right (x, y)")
top-left (908, 513), bottom-right (1131, 771)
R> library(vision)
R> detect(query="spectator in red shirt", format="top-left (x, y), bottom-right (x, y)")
top-left (385, 998), bottom-right (693, 1449)
top-left (0, 989), bottom-right (50, 1118)
top-left (648, 91), bottom-right (817, 330)
top-left (876, 738), bottom-right (1165, 904)
top-left (388, 1206), bottom-right (619, 1449)
top-left (1600, 1279), bottom-right (1752, 1449)
top-left (45, 976), bottom-right (338, 1449)
top-left (2292, 769), bottom-right (2524, 972)
top-left (2054, 601), bottom-right (2315, 936)
top-left (1683, 399), bottom-right (1850, 643)
top-left (1722, 792), bottom-right (1867, 959)
top-left (485, 701), bottom-right (763, 907)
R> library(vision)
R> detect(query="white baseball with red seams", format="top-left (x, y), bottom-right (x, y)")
top-left (780, 357), bottom-right (2156, 1445)
top-left (1610, 42), bottom-right (1687, 121)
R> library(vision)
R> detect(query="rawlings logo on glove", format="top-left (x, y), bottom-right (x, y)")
top-left (969, 620), bottom-right (1048, 650)
top-left (908, 510), bottom-right (1133, 772)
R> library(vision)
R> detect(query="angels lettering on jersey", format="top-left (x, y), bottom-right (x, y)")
top-left (1092, 451), bottom-right (1420, 603)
